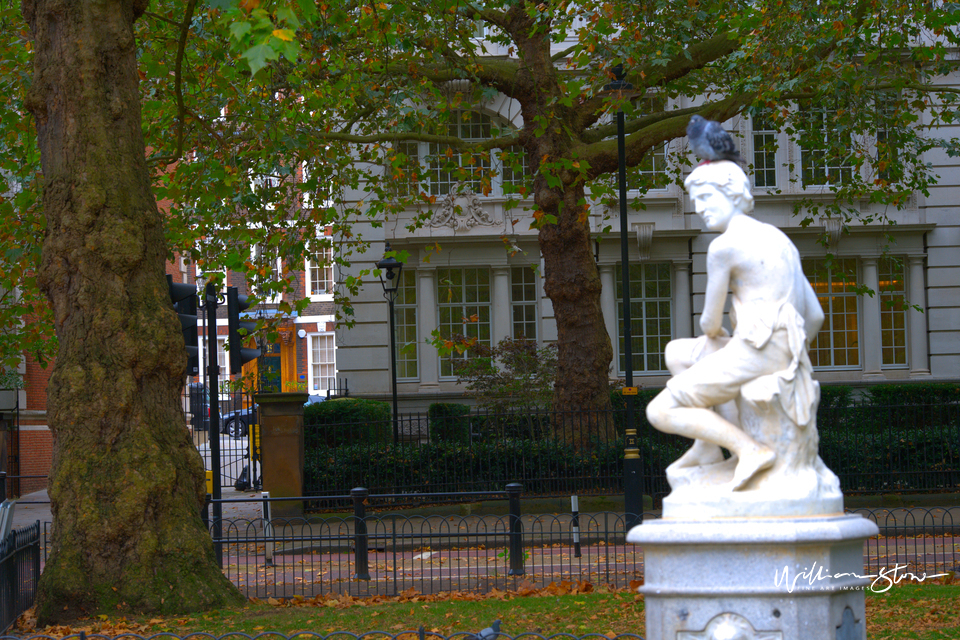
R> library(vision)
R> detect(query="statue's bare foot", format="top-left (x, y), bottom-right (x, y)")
top-left (730, 445), bottom-right (776, 491)
top-left (673, 439), bottom-right (725, 469)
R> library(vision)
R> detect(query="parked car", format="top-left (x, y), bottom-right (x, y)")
top-left (220, 394), bottom-right (326, 438)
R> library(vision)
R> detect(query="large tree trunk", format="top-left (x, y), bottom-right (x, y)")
top-left (22, 0), bottom-right (243, 623)
top-left (538, 182), bottom-right (616, 447)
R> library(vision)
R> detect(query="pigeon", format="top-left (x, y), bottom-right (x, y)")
top-left (466, 619), bottom-right (502, 640)
top-left (686, 114), bottom-right (742, 164)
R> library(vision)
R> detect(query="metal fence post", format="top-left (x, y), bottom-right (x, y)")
top-left (506, 483), bottom-right (524, 576)
top-left (351, 487), bottom-right (370, 580)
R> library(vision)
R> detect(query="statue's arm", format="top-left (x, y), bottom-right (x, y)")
top-left (700, 247), bottom-right (732, 338)
top-left (801, 278), bottom-right (825, 344)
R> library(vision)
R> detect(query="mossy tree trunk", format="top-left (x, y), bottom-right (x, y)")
top-left (21, 0), bottom-right (243, 623)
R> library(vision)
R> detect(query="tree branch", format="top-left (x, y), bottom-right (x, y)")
top-left (148, 0), bottom-right (198, 167)
top-left (577, 30), bottom-right (741, 127)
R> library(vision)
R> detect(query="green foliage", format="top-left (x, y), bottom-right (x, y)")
top-left (427, 403), bottom-right (472, 443)
top-left (819, 426), bottom-right (960, 493)
top-left (454, 338), bottom-right (558, 414)
top-left (303, 398), bottom-right (391, 448)
top-left (862, 382), bottom-right (960, 406)
top-left (0, 5), bottom-right (54, 371)
top-left (303, 437), bottom-right (630, 496)
top-left (4, 0), bottom-right (960, 396)
top-left (609, 388), bottom-right (660, 437)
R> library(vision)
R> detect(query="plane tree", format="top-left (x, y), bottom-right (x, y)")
top-left (0, 0), bottom-right (959, 618)
top-left (205, 0), bottom-right (960, 439)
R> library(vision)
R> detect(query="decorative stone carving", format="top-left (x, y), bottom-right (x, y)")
top-left (820, 216), bottom-right (842, 249)
top-left (677, 612), bottom-right (782, 640)
top-left (430, 187), bottom-right (502, 230)
top-left (646, 161), bottom-right (842, 518)
top-left (635, 222), bottom-right (655, 261)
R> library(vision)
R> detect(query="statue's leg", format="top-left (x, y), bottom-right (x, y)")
top-left (671, 437), bottom-right (726, 468)
top-left (663, 336), bottom-right (728, 466)
top-left (650, 392), bottom-right (775, 490)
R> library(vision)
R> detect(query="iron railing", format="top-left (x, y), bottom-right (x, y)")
top-left (0, 522), bottom-right (41, 633)
top-left (200, 490), bottom-right (960, 599)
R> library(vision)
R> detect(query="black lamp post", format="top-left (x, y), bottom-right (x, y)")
top-left (604, 64), bottom-right (643, 529)
top-left (377, 243), bottom-right (404, 446)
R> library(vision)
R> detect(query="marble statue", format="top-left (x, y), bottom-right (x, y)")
top-left (646, 160), bottom-right (842, 517)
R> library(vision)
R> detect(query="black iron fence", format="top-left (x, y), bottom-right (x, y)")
top-left (202, 488), bottom-right (960, 599)
top-left (214, 490), bottom-right (643, 599)
top-left (184, 384), bottom-right (261, 491)
top-left (0, 522), bottom-right (41, 633)
top-left (303, 400), bottom-right (960, 502)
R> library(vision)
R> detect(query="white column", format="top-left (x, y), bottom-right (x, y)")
top-left (492, 266), bottom-right (511, 346)
top-left (417, 267), bottom-right (439, 390)
top-left (599, 265), bottom-right (618, 377)
top-left (908, 256), bottom-right (931, 377)
top-left (674, 261), bottom-right (692, 339)
top-left (861, 257), bottom-right (883, 378)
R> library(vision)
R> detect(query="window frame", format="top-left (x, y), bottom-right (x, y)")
top-left (307, 332), bottom-right (336, 394)
top-left (436, 267), bottom-right (492, 379)
top-left (615, 262), bottom-right (673, 375)
top-left (803, 257), bottom-right (862, 370)
top-left (510, 265), bottom-right (539, 342)
top-left (394, 268), bottom-right (419, 381)
top-left (879, 256), bottom-right (908, 369)
top-left (305, 243), bottom-right (335, 301)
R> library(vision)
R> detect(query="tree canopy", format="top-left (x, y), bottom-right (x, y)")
top-left (3, 0), bottom-right (960, 402)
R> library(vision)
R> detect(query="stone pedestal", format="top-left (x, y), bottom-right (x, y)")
top-left (255, 392), bottom-right (308, 519)
top-left (627, 515), bottom-right (880, 640)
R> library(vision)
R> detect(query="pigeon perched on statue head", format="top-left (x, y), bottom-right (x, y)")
top-left (686, 115), bottom-right (742, 164)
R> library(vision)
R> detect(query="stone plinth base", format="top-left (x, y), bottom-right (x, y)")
top-left (256, 392), bottom-right (308, 519)
top-left (627, 515), bottom-right (879, 640)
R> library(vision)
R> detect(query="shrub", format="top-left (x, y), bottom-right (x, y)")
top-left (454, 338), bottom-right (557, 414)
top-left (428, 403), bottom-right (472, 443)
top-left (304, 398), bottom-right (391, 448)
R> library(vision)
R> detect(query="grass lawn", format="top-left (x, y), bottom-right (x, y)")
top-left (12, 581), bottom-right (959, 639)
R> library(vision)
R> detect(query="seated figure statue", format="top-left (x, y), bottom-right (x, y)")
top-left (646, 161), bottom-right (842, 517)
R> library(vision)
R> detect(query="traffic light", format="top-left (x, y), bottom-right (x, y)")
top-left (227, 286), bottom-right (261, 374)
top-left (167, 275), bottom-right (199, 376)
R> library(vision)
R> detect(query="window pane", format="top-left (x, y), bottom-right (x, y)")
top-left (803, 258), bottom-right (860, 369)
top-left (395, 269), bottom-right (418, 379)
top-left (437, 267), bottom-right (492, 377)
top-left (616, 263), bottom-right (672, 373)
top-left (879, 256), bottom-right (908, 367)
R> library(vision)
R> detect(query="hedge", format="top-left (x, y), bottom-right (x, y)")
top-left (301, 383), bottom-right (959, 497)
top-left (303, 398), bottom-right (391, 448)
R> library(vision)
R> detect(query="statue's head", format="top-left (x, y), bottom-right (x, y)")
top-left (684, 160), bottom-right (754, 215)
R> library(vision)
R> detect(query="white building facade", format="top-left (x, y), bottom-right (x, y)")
top-left (335, 98), bottom-right (960, 409)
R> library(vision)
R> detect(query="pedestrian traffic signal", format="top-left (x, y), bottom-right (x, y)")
top-left (227, 286), bottom-right (261, 374)
top-left (167, 275), bottom-right (200, 376)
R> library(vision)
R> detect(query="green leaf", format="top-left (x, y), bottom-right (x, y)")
top-left (241, 42), bottom-right (279, 75)
top-left (229, 20), bottom-right (252, 42)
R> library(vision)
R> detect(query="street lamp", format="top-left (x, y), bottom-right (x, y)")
top-left (377, 243), bottom-right (404, 446)
top-left (604, 64), bottom-right (643, 529)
